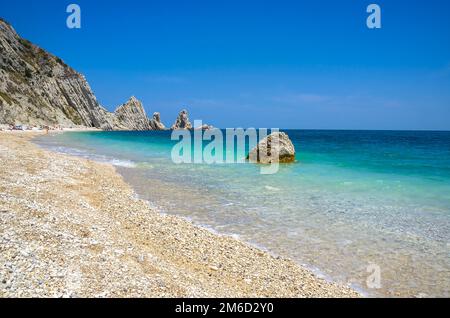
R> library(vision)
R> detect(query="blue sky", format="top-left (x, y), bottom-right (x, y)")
top-left (2, 0), bottom-right (450, 129)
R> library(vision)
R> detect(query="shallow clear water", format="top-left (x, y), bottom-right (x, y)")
top-left (34, 130), bottom-right (450, 297)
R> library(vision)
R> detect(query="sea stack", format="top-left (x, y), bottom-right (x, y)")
top-left (247, 132), bottom-right (296, 164)
top-left (112, 96), bottom-right (151, 131)
top-left (149, 112), bottom-right (166, 130)
top-left (171, 109), bottom-right (192, 130)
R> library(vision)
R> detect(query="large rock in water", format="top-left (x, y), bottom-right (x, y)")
top-left (149, 112), bottom-right (166, 130)
top-left (0, 18), bottom-right (114, 129)
top-left (111, 96), bottom-right (151, 130)
top-left (171, 109), bottom-right (192, 130)
top-left (247, 132), bottom-right (296, 164)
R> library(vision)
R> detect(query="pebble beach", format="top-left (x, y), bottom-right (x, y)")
top-left (0, 131), bottom-right (359, 298)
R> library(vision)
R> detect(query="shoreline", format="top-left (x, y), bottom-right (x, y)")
top-left (0, 131), bottom-right (359, 297)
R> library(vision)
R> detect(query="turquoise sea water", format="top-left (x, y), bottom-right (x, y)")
top-left (34, 130), bottom-right (450, 297)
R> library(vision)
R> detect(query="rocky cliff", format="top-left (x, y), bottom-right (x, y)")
top-left (0, 18), bottom-right (161, 130)
top-left (0, 18), bottom-right (204, 131)
top-left (0, 18), bottom-right (116, 129)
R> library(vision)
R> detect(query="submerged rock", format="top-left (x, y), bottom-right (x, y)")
top-left (149, 112), bottom-right (166, 130)
top-left (247, 132), bottom-right (296, 164)
top-left (171, 109), bottom-right (192, 130)
top-left (194, 124), bottom-right (214, 130)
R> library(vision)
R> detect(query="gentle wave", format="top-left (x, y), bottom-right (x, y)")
top-left (40, 145), bottom-right (137, 168)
